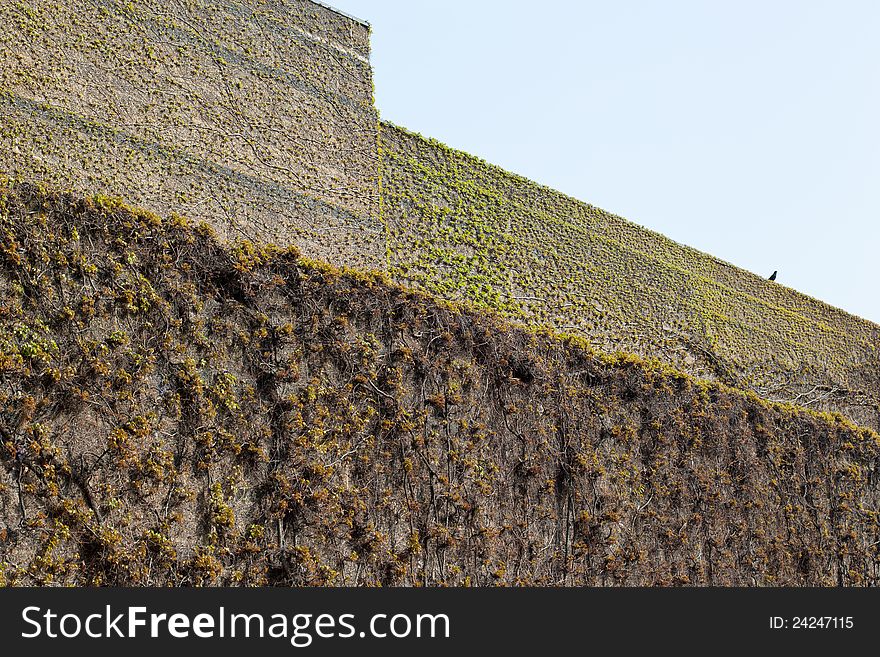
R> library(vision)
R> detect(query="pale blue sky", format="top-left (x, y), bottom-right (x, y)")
top-left (332, 0), bottom-right (880, 324)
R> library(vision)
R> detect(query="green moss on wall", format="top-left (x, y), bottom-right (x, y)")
top-left (0, 0), bottom-right (381, 263)
top-left (379, 122), bottom-right (880, 431)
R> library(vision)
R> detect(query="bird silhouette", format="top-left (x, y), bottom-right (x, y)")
top-left (768, 271), bottom-right (778, 281)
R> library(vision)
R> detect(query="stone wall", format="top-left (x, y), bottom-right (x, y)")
top-left (3, 183), bottom-right (879, 586)
top-left (1, 0), bottom-right (877, 431)
top-left (380, 123), bottom-right (880, 430)
top-left (0, 0), bottom-right (383, 269)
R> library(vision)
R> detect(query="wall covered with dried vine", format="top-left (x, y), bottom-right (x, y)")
top-left (0, 0), bottom-right (383, 268)
top-left (3, 0), bottom-right (878, 435)
top-left (1, 183), bottom-right (879, 586)
top-left (380, 123), bottom-right (880, 431)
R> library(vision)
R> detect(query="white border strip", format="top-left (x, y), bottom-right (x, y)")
top-left (308, 0), bottom-right (371, 28)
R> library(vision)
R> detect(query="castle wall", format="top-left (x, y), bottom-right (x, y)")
top-left (380, 123), bottom-right (880, 430)
top-left (0, 0), bottom-right (384, 269)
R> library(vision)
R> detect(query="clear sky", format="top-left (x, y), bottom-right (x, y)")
top-left (332, 0), bottom-right (880, 324)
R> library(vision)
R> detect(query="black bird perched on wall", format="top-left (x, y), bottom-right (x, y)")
top-left (768, 271), bottom-right (778, 281)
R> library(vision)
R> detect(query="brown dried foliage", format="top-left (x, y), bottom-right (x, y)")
top-left (0, 183), bottom-right (879, 586)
